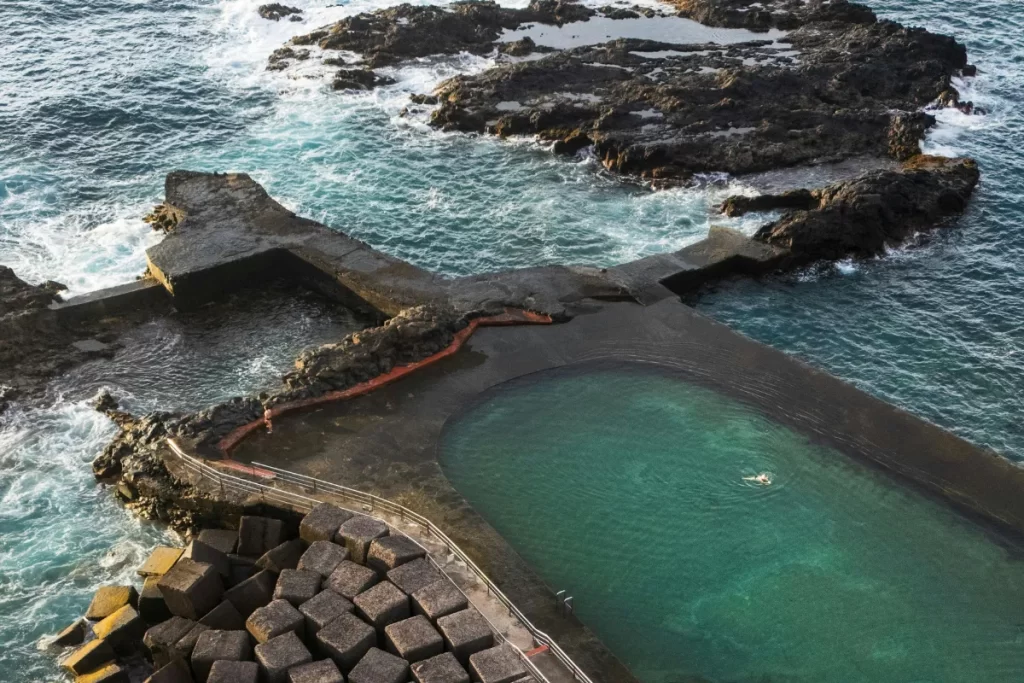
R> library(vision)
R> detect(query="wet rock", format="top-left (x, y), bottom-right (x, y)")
top-left (259, 3), bottom-right (302, 21)
top-left (54, 618), bottom-right (89, 647)
top-left (354, 582), bottom-right (410, 631)
top-left (348, 647), bottom-right (409, 683)
top-left (316, 612), bottom-right (377, 673)
top-left (411, 652), bottom-right (470, 683)
top-left (747, 156), bottom-right (981, 260)
top-left (331, 69), bottom-right (397, 91)
top-left (92, 390), bottom-right (120, 413)
top-left (254, 631), bottom-right (312, 683)
top-left (268, 47), bottom-right (311, 71)
top-left (384, 615), bottom-right (444, 663)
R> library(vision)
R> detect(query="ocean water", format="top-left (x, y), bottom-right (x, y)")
top-left (0, 0), bottom-right (1021, 680)
top-left (440, 364), bottom-right (1024, 683)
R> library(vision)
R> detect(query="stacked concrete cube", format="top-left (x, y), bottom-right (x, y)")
top-left (190, 630), bottom-right (252, 682)
top-left (157, 559), bottom-right (224, 620)
top-left (348, 647), bottom-right (410, 683)
top-left (338, 517), bottom-right (389, 565)
top-left (208, 660), bottom-right (259, 683)
top-left (255, 631), bottom-right (313, 683)
top-left (411, 652), bottom-right (471, 683)
top-left (246, 599), bottom-right (305, 643)
top-left (468, 645), bottom-right (527, 683)
top-left (367, 535), bottom-right (426, 574)
top-left (300, 503), bottom-right (354, 544)
top-left (326, 560), bottom-right (378, 600)
top-left (436, 609), bottom-right (493, 664)
top-left (299, 589), bottom-right (353, 634)
top-left (385, 615), bottom-right (444, 663)
top-left (316, 611), bottom-right (377, 672)
top-left (354, 581), bottom-right (410, 631)
top-left (288, 658), bottom-right (345, 683)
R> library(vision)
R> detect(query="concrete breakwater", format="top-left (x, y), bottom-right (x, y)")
top-left (51, 500), bottom-right (556, 683)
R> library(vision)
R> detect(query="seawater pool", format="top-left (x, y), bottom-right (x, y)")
top-left (440, 362), bottom-right (1024, 683)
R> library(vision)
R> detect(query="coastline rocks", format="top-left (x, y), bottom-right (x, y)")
top-left (731, 155), bottom-right (981, 260)
top-left (258, 3), bottom-right (302, 21)
top-left (332, 68), bottom-right (397, 91)
top-left (268, 47), bottom-right (311, 72)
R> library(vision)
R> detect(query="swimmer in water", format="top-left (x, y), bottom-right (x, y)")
top-left (743, 472), bottom-right (772, 486)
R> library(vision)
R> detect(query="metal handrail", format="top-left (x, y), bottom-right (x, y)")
top-left (164, 440), bottom-right (593, 683)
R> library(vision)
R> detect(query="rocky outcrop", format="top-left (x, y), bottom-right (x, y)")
top-left (258, 3), bottom-right (302, 21)
top-left (0, 266), bottom-right (119, 411)
top-left (725, 156), bottom-right (980, 261)
top-left (281, 0), bottom-right (973, 182)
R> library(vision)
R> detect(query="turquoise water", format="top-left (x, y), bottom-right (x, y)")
top-left (440, 363), bottom-right (1024, 683)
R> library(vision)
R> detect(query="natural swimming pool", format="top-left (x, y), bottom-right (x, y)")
top-left (439, 362), bottom-right (1024, 683)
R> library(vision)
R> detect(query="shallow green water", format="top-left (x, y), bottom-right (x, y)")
top-left (440, 363), bottom-right (1024, 683)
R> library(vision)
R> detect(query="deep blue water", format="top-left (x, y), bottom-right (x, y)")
top-left (1, 0), bottom-right (1022, 680)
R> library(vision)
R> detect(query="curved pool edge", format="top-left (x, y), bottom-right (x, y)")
top-left (228, 297), bottom-right (1024, 683)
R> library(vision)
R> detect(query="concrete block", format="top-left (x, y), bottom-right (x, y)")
top-left (197, 529), bottom-right (239, 555)
top-left (158, 559), bottom-right (225, 620)
top-left (257, 540), bottom-right (305, 574)
top-left (337, 517), bottom-right (388, 565)
top-left (348, 647), bottom-right (409, 683)
top-left (435, 610), bottom-right (492, 665)
top-left (300, 503), bottom-right (355, 544)
top-left (77, 662), bottom-right (129, 683)
top-left (144, 616), bottom-right (197, 666)
top-left (327, 560), bottom-right (379, 600)
top-left (367, 536), bottom-right (425, 575)
top-left (174, 623), bottom-right (212, 661)
top-left (316, 612), bottom-right (376, 673)
top-left (254, 631), bottom-right (312, 683)
top-left (386, 559), bottom-right (441, 596)
top-left (354, 582), bottom-right (410, 631)
top-left (274, 569), bottom-right (321, 606)
top-left (145, 658), bottom-right (194, 683)
top-left (237, 516), bottom-right (287, 557)
top-left (467, 646), bottom-right (526, 683)
top-left (93, 604), bottom-right (146, 654)
top-left (86, 585), bottom-right (139, 621)
top-left (411, 582), bottom-right (467, 623)
top-left (225, 570), bottom-right (275, 618)
top-left (63, 638), bottom-right (115, 675)
top-left (298, 589), bottom-right (353, 634)
top-left (385, 616), bottom-right (443, 663)
top-left (191, 630), bottom-right (253, 683)
top-left (140, 576), bottom-right (173, 624)
top-left (183, 540), bottom-right (232, 579)
top-left (411, 653), bottom-right (470, 683)
top-left (246, 599), bottom-right (305, 643)
top-left (207, 661), bottom-right (259, 683)
top-left (199, 600), bottom-right (246, 630)
top-left (139, 547), bottom-right (184, 577)
top-left (228, 554), bottom-right (258, 587)
top-left (53, 618), bottom-right (88, 647)
top-left (298, 541), bottom-right (349, 579)
top-left (288, 659), bottom-right (344, 683)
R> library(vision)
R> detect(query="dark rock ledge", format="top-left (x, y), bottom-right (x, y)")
top-left (279, 0), bottom-right (978, 183)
